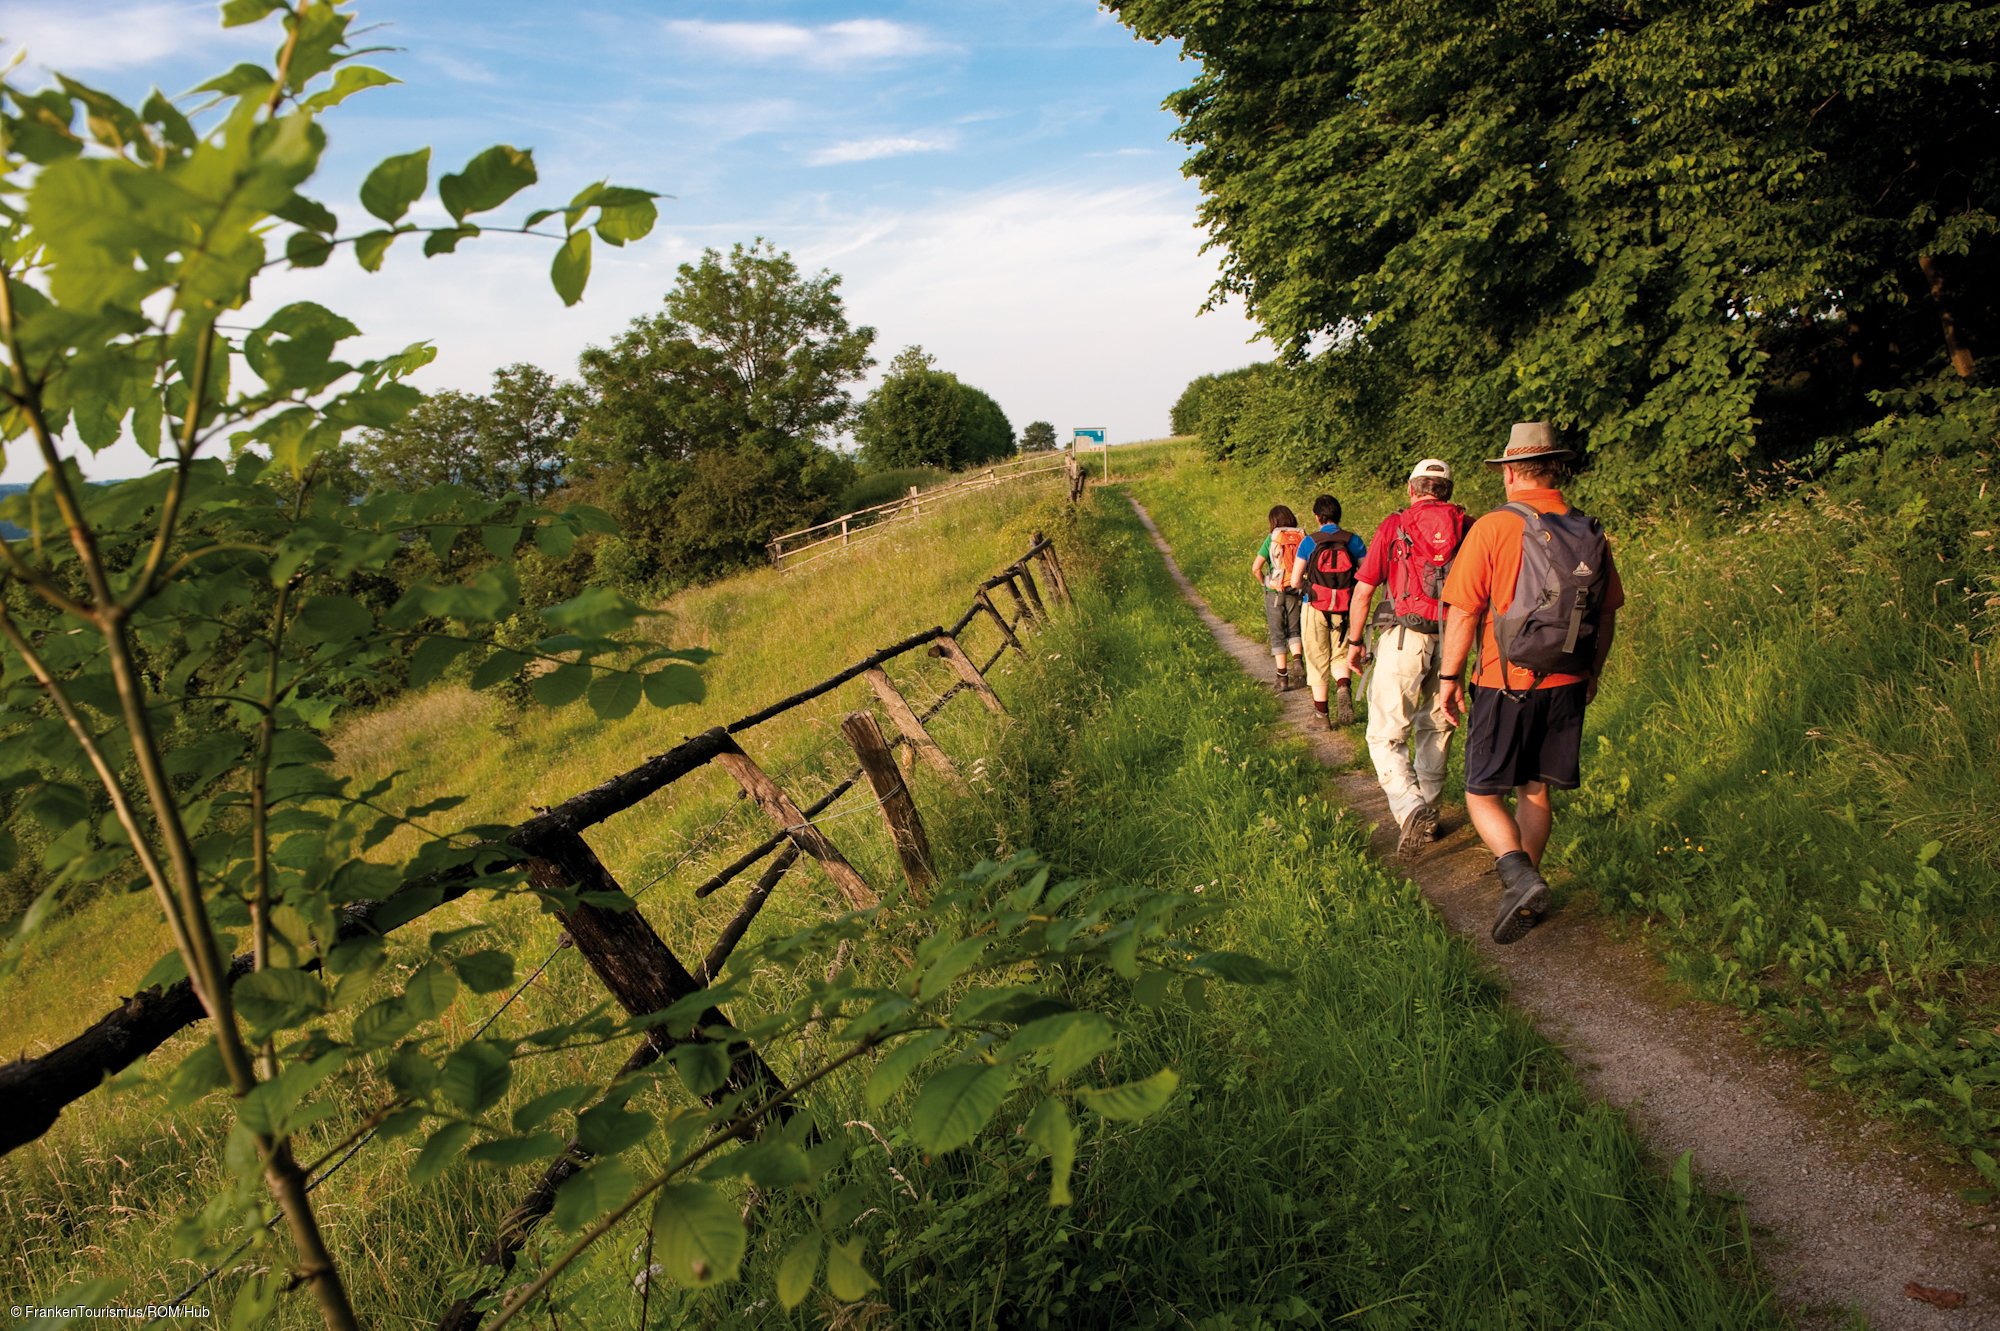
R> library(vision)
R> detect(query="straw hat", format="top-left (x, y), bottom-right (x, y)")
top-left (1484, 421), bottom-right (1573, 468)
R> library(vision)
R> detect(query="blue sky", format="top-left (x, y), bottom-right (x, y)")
top-left (0, 1), bottom-right (1266, 483)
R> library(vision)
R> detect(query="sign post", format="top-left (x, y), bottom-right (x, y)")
top-left (1072, 427), bottom-right (1108, 482)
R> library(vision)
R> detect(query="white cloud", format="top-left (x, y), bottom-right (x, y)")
top-left (0, 1), bottom-right (263, 75)
top-left (807, 134), bottom-right (955, 167)
top-left (662, 18), bottom-right (947, 70)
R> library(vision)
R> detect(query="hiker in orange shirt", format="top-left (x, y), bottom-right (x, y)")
top-left (1438, 423), bottom-right (1624, 944)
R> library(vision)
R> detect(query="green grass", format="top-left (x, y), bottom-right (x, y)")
top-left (1131, 444), bottom-right (2000, 1188)
top-left (0, 464), bottom-right (1785, 1327)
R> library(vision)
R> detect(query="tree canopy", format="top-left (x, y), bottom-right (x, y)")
top-left (1111, 0), bottom-right (2000, 493)
top-left (855, 346), bottom-right (1016, 470)
top-left (1021, 420), bottom-right (1059, 452)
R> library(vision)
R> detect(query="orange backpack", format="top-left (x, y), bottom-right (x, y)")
top-left (1267, 527), bottom-right (1304, 588)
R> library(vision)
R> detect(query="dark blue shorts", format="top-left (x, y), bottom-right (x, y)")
top-left (1464, 681), bottom-right (1589, 795)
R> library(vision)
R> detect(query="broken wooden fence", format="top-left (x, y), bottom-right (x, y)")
top-left (0, 533), bottom-right (1075, 1326)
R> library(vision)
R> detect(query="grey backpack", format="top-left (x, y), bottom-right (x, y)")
top-left (1492, 501), bottom-right (1609, 688)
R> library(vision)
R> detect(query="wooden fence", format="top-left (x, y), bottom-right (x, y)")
top-left (0, 533), bottom-right (1075, 1327)
top-left (767, 451), bottom-right (1085, 571)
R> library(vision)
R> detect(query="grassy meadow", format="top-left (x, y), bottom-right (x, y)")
top-left (1129, 442), bottom-right (2000, 1185)
top-left (0, 460), bottom-right (1792, 1327)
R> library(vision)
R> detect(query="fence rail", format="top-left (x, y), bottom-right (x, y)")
top-left (0, 531), bottom-right (1077, 1327)
top-left (766, 451), bottom-right (1082, 571)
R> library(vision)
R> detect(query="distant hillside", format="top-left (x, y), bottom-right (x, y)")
top-left (0, 482), bottom-right (25, 539)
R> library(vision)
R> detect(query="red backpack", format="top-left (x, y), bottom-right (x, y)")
top-left (1387, 501), bottom-right (1469, 632)
top-left (1303, 529), bottom-right (1358, 615)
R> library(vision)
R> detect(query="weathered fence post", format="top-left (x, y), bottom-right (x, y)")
top-left (1032, 534), bottom-right (1072, 605)
top-left (864, 667), bottom-right (966, 790)
top-left (1014, 562), bottom-right (1049, 621)
top-left (998, 572), bottom-right (1038, 627)
top-left (840, 711), bottom-right (936, 900)
top-left (712, 741), bottom-right (880, 909)
top-left (910, 484), bottom-right (920, 515)
top-left (931, 634), bottom-right (1006, 714)
top-left (976, 588), bottom-right (1028, 656)
top-left (840, 516), bottom-right (850, 547)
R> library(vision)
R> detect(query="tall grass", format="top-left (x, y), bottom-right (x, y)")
top-left (1132, 445), bottom-right (2000, 1185)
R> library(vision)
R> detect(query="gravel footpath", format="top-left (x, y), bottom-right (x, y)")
top-left (1131, 496), bottom-right (2000, 1330)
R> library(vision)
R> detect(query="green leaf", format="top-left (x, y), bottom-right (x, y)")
top-left (909, 1063), bottom-right (1011, 1155)
top-left (354, 229), bottom-right (396, 272)
top-left (587, 670), bottom-right (642, 720)
top-left (512, 1082), bottom-right (597, 1132)
top-left (1024, 1096), bottom-right (1076, 1205)
top-left (542, 585), bottom-right (644, 632)
top-left (481, 523), bottom-right (521, 560)
top-left (1078, 1068), bottom-right (1178, 1121)
top-left (642, 663), bottom-right (705, 708)
top-left (1187, 951), bottom-right (1289, 985)
top-left (401, 960), bottom-right (459, 1020)
top-left (302, 64), bottom-right (399, 112)
top-left (594, 193), bottom-right (659, 246)
top-left (360, 148), bottom-right (430, 224)
top-left (1132, 969), bottom-right (1173, 1008)
top-left (535, 519), bottom-right (578, 559)
top-left (551, 230), bottom-right (591, 306)
top-left (864, 1029), bottom-right (951, 1110)
top-left (220, 0), bottom-right (282, 28)
top-left (575, 1103), bottom-right (653, 1156)
top-left (439, 145), bottom-right (537, 221)
top-left (439, 1041), bottom-right (512, 1114)
top-left (531, 663), bottom-right (592, 708)
top-left (422, 225), bottom-right (479, 257)
top-left (452, 949), bottom-right (515, 993)
top-left (411, 1121), bottom-right (474, 1186)
top-left (775, 1233), bottom-right (821, 1311)
top-left (469, 649), bottom-right (529, 691)
top-left (1005, 1011), bottom-right (1115, 1083)
top-left (918, 936), bottom-right (987, 1002)
top-left (551, 1158), bottom-right (638, 1231)
top-left (826, 1238), bottom-right (878, 1302)
top-left (233, 967), bottom-right (324, 1034)
top-left (725, 1139), bottom-right (810, 1189)
top-left (651, 1181), bottom-right (746, 1287)
top-left (673, 1040), bottom-right (730, 1097)
top-left (294, 594), bottom-right (373, 646)
top-left (406, 634), bottom-right (473, 688)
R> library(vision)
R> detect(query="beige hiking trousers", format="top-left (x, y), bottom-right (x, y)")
top-left (1365, 623), bottom-right (1452, 825)
top-left (1301, 605), bottom-right (1351, 699)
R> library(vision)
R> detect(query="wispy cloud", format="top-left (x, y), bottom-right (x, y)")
top-left (807, 133), bottom-right (956, 167)
top-left (0, 1), bottom-right (265, 74)
top-left (662, 18), bottom-right (947, 70)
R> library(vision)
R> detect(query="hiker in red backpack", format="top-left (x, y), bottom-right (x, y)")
top-left (1437, 423), bottom-right (1625, 944)
top-left (1288, 494), bottom-right (1367, 727)
top-left (1251, 504), bottom-right (1306, 691)
top-left (1344, 459), bottom-right (1470, 855)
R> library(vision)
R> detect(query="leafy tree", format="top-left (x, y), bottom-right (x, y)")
top-left (1110, 0), bottom-right (2000, 494)
top-left (354, 363), bottom-right (578, 502)
top-left (855, 346), bottom-right (1015, 469)
top-left (573, 240), bottom-right (872, 587)
top-left (1021, 420), bottom-right (1058, 452)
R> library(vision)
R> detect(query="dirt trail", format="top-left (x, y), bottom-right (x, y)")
top-left (1128, 496), bottom-right (2000, 1331)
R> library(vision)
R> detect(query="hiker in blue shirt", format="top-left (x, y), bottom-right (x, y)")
top-left (1287, 495), bottom-right (1368, 728)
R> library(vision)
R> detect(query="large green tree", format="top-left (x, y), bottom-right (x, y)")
top-left (855, 346), bottom-right (1015, 470)
top-left (574, 240), bottom-right (872, 586)
top-left (354, 363), bottom-right (579, 501)
top-left (1111, 0), bottom-right (2000, 492)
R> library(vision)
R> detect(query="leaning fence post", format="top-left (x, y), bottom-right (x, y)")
top-left (931, 633), bottom-right (1006, 714)
top-left (1034, 536), bottom-right (1072, 605)
top-left (976, 588), bottom-right (1028, 657)
top-left (840, 711), bottom-right (936, 900)
top-left (998, 572), bottom-right (1038, 627)
top-left (1014, 562), bottom-right (1049, 621)
top-left (712, 741), bottom-right (880, 909)
top-left (864, 667), bottom-right (966, 790)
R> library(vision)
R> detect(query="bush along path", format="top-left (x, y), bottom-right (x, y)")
top-left (1127, 496), bottom-right (2000, 1331)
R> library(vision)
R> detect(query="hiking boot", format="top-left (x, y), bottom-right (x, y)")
top-left (1396, 804), bottom-right (1435, 858)
top-left (1319, 708), bottom-right (1334, 732)
top-left (1333, 683), bottom-right (1355, 726)
top-left (1426, 801), bottom-right (1444, 839)
top-left (1491, 852), bottom-right (1552, 945)
top-left (1274, 669), bottom-right (1289, 693)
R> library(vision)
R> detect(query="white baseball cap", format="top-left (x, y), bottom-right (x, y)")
top-left (1409, 458), bottom-right (1452, 481)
